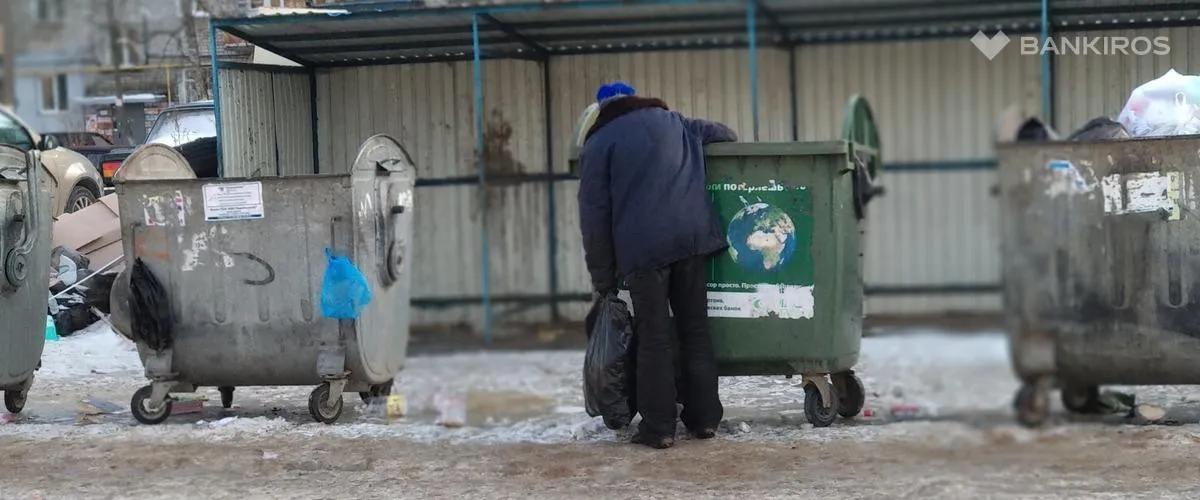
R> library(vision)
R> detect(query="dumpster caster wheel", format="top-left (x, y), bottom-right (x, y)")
top-left (1061, 384), bottom-right (1102, 414)
top-left (309, 383), bottom-right (344, 425)
top-left (4, 390), bottom-right (26, 414)
top-left (359, 379), bottom-right (393, 404)
top-left (1013, 383), bottom-right (1050, 428)
top-left (832, 372), bottom-right (866, 419)
top-left (218, 386), bottom-right (235, 409)
top-left (804, 383), bottom-right (838, 428)
top-left (130, 385), bottom-right (172, 425)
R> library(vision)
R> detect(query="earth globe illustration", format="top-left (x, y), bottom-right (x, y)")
top-left (726, 196), bottom-right (797, 273)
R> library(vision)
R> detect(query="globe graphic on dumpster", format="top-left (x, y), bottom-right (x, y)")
top-left (726, 199), bottom-right (797, 273)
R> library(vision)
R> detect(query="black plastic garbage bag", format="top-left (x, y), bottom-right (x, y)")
top-left (129, 258), bottom-right (173, 352)
top-left (583, 291), bottom-right (637, 430)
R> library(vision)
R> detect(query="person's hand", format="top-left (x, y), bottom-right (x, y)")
top-left (593, 286), bottom-right (616, 302)
top-left (592, 279), bottom-right (617, 301)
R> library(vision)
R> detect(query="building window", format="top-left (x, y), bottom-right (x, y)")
top-left (41, 74), bottom-right (69, 113)
top-left (36, 0), bottom-right (65, 23)
top-left (104, 28), bottom-right (144, 68)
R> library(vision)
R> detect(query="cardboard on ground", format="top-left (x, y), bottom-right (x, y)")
top-left (52, 194), bottom-right (124, 273)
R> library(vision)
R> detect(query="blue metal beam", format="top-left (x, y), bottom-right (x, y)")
top-left (752, 0), bottom-right (787, 41)
top-left (414, 172), bottom-right (577, 188)
top-left (210, 22), bottom-right (224, 177)
top-left (472, 13), bottom-right (494, 344)
top-left (746, 0), bottom-right (759, 142)
top-left (407, 161), bottom-right (997, 188)
top-left (313, 51), bottom-right (544, 68)
top-left (479, 12), bottom-right (551, 58)
top-left (884, 160), bottom-right (996, 172)
top-left (1040, 0), bottom-right (1054, 128)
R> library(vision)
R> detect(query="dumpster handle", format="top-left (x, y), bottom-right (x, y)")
top-left (3, 150), bottom-right (43, 288)
top-left (385, 205), bottom-right (405, 282)
top-left (12, 150), bottom-right (42, 258)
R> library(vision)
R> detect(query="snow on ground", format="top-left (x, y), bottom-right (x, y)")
top-left (6, 322), bottom-right (1200, 448)
top-left (39, 319), bottom-right (140, 380)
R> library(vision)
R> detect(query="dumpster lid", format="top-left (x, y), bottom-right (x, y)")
top-left (704, 141), bottom-right (850, 157)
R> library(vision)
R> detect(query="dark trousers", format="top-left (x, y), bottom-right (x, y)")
top-left (626, 254), bottom-right (723, 438)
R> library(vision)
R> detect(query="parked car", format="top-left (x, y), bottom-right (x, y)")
top-left (43, 132), bottom-right (118, 173)
top-left (99, 100), bottom-right (218, 185)
top-left (0, 106), bottom-right (105, 215)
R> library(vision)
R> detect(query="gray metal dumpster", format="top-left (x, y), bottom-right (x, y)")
top-left (0, 145), bottom-right (52, 414)
top-left (999, 136), bottom-right (1200, 427)
top-left (109, 135), bottom-right (416, 425)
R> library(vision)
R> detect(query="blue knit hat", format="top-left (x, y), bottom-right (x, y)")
top-left (595, 81), bottom-right (637, 102)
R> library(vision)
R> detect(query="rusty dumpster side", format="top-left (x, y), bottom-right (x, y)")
top-left (998, 136), bottom-right (1200, 425)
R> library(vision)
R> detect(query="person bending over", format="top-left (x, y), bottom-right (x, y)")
top-left (577, 81), bottom-right (738, 449)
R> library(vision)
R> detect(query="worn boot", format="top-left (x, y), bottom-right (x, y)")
top-left (631, 432), bottom-right (675, 450)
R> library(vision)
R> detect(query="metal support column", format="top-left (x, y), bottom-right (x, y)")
top-left (309, 69), bottom-right (320, 174)
top-left (1040, 0), bottom-right (1054, 127)
top-left (747, 0), bottom-right (760, 141)
top-left (542, 59), bottom-right (560, 322)
top-left (472, 13), bottom-right (494, 343)
top-left (210, 23), bottom-right (224, 177)
top-left (788, 44), bottom-right (798, 141)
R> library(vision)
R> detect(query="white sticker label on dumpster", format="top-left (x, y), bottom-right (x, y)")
top-left (202, 181), bottom-right (264, 222)
top-left (1101, 171), bottom-right (1181, 220)
top-left (706, 285), bottom-right (816, 319)
top-left (616, 286), bottom-right (815, 319)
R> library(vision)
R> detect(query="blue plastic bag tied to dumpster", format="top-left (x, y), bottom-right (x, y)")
top-left (320, 248), bottom-right (372, 319)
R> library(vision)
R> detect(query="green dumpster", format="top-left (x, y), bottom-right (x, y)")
top-left (569, 96), bottom-right (883, 428)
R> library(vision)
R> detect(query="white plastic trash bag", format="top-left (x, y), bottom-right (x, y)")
top-left (1118, 69), bottom-right (1200, 137)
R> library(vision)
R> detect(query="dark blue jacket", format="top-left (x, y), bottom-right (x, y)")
top-left (578, 96), bottom-right (738, 290)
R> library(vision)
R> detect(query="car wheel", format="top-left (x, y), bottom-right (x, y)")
top-left (65, 185), bottom-right (97, 213)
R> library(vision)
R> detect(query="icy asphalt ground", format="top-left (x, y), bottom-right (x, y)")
top-left (4, 323), bottom-right (1200, 498)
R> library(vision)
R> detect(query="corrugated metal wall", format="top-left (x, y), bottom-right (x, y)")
top-left (1054, 27), bottom-right (1200, 132)
top-left (796, 40), bottom-right (1040, 316)
top-left (303, 44), bottom-right (1038, 328)
top-left (548, 49), bottom-right (793, 320)
top-left (314, 60), bottom-right (550, 327)
top-left (237, 29), bottom-right (1200, 330)
top-left (217, 67), bottom-right (314, 177)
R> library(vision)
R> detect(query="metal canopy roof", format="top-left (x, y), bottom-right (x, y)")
top-left (213, 0), bottom-right (1200, 67)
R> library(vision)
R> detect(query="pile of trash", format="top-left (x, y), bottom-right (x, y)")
top-left (1002, 69), bottom-right (1200, 143)
top-left (1118, 69), bottom-right (1200, 137)
top-left (48, 194), bottom-right (124, 337)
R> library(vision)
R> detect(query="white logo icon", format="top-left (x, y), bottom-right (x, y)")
top-left (971, 30), bottom-right (1010, 60)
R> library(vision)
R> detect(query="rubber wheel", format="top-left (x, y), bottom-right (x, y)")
top-left (64, 185), bottom-right (97, 214)
top-left (1061, 384), bottom-right (1102, 414)
top-left (4, 390), bottom-right (26, 414)
top-left (359, 379), bottom-right (393, 405)
top-left (308, 383), bottom-right (344, 425)
top-left (130, 385), bottom-right (172, 425)
top-left (803, 383), bottom-right (838, 428)
top-left (218, 386), bottom-right (235, 409)
top-left (833, 372), bottom-right (866, 419)
top-left (1013, 383), bottom-right (1050, 428)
